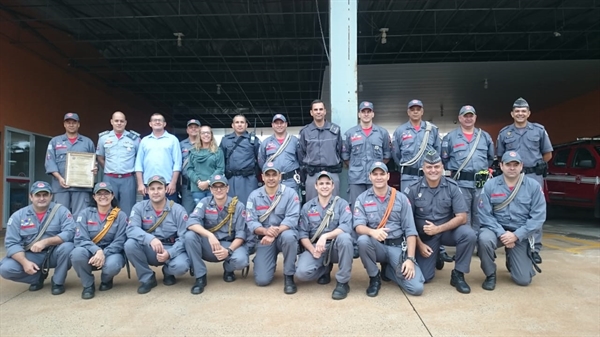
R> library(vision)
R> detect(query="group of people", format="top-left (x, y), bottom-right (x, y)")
top-left (0, 97), bottom-right (550, 301)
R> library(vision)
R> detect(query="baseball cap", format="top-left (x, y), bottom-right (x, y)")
top-left (272, 114), bottom-right (287, 123)
top-left (407, 99), bottom-right (423, 109)
top-left (501, 151), bottom-right (523, 164)
top-left (210, 174), bottom-right (228, 186)
top-left (359, 101), bottom-right (374, 111)
top-left (316, 170), bottom-right (333, 180)
top-left (459, 105), bottom-right (476, 116)
top-left (93, 182), bottom-right (114, 194)
top-left (30, 181), bottom-right (52, 195)
top-left (187, 119), bottom-right (201, 127)
top-left (423, 149), bottom-right (442, 164)
top-left (147, 175), bottom-right (167, 186)
top-left (64, 112), bottom-right (80, 121)
top-left (262, 162), bottom-right (280, 174)
top-left (369, 161), bottom-right (389, 173)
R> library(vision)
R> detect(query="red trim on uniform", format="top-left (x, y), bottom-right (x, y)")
top-left (491, 193), bottom-right (506, 197)
top-left (21, 224), bottom-right (36, 229)
top-left (256, 205), bottom-right (270, 210)
top-left (206, 209), bottom-right (218, 214)
top-left (363, 202), bottom-right (376, 207)
top-left (453, 143), bottom-right (465, 148)
top-left (308, 213), bottom-right (320, 217)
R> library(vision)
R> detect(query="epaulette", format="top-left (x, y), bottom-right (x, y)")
top-left (330, 124), bottom-right (340, 135)
top-left (98, 130), bottom-right (109, 137)
top-left (126, 130), bottom-right (140, 140)
top-left (445, 178), bottom-right (460, 187)
top-left (499, 125), bottom-right (512, 133)
top-left (530, 122), bottom-right (545, 130)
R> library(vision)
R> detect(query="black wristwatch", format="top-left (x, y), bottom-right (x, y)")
top-left (227, 248), bottom-right (233, 256)
top-left (406, 256), bottom-right (417, 264)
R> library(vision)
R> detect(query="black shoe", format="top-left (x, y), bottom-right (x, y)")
top-left (51, 278), bottom-right (65, 295)
top-left (284, 275), bottom-right (297, 295)
top-left (223, 271), bottom-right (236, 283)
top-left (380, 263), bottom-right (391, 282)
top-left (482, 273), bottom-right (496, 291)
top-left (436, 254), bottom-right (445, 270)
top-left (532, 251), bottom-right (542, 264)
top-left (81, 285), bottom-right (95, 300)
top-left (162, 266), bottom-right (176, 286)
top-left (332, 282), bottom-right (350, 300)
top-left (137, 273), bottom-right (158, 294)
top-left (441, 251), bottom-right (454, 262)
top-left (450, 269), bottom-right (471, 294)
top-left (99, 279), bottom-right (113, 291)
top-left (353, 245), bottom-right (359, 259)
top-left (317, 263), bottom-right (333, 285)
top-left (366, 272), bottom-right (382, 297)
top-left (191, 275), bottom-right (207, 295)
top-left (506, 258), bottom-right (512, 273)
top-left (29, 272), bottom-right (47, 291)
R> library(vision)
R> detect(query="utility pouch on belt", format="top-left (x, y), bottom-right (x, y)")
top-left (475, 170), bottom-right (490, 189)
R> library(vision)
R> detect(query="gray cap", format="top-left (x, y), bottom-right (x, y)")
top-left (272, 114), bottom-right (287, 123)
top-left (501, 151), bottom-right (522, 164)
top-left (262, 162), bottom-right (280, 174)
top-left (407, 99), bottom-right (423, 109)
top-left (93, 182), bottom-right (114, 194)
top-left (147, 175), bottom-right (167, 186)
top-left (30, 181), bottom-right (52, 195)
top-left (187, 119), bottom-right (201, 126)
top-left (513, 97), bottom-right (530, 109)
top-left (459, 105), bottom-right (476, 115)
top-left (359, 101), bottom-right (374, 111)
top-left (423, 149), bottom-right (442, 164)
top-left (210, 174), bottom-right (228, 186)
top-left (64, 112), bottom-right (80, 121)
top-left (369, 161), bottom-right (389, 173)
top-left (316, 170), bottom-right (333, 180)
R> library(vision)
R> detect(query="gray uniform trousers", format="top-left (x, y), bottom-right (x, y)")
top-left (124, 239), bottom-right (190, 284)
top-left (526, 173), bottom-right (544, 252)
top-left (228, 175), bottom-right (258, 205)
top-left (253, 230), bottom-right (298, 286)
top-left (478, 228), bottom-right (536, 286)
top-left (180, 184), bottom-right (196, 214)
top-left (104, 175), bottom-right (137, 216)
top-left (0, 242), bottom-right (74, 285)
top-left (281, 178), bottom-right (298, 192)
top-left (305, 173), bottom-right (340, 201)
top-left (296, 233), bottom-right (353, 283)
top-left (357, 235), bottom-right (424, 296)
top-left (348, 184), bottom-right (371, 208)
top-left (459, 187), bottom-right (482, 233)
top-left (416, 225), bottom-right (477, 282)
top-left (54, 192), bottom-right (90, 217)
top-left (183, 231), bottom-right (250, 277)
top-left (70, 247), bottom-right (125, 287)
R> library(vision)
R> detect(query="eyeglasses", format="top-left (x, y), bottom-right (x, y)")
top-left (150, 118), bottom-right (164, 122)
top-left (95, 191), bottom-right (111, 197)
top-left (200, 131), bottom-right (212, 135)
top-left (210, 185), bottom-right (227, 191)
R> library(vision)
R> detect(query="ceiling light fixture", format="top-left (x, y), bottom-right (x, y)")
top-left (484, 78), bottom-right (489, 89)
top-left (174, 32), bottom-right (184, 47)
top-left (217, 84), bottom-right (221, 95)
top-left (379, 28), bottom-right (388, 44)
top-left (553, 31), bottom-right (562, 37)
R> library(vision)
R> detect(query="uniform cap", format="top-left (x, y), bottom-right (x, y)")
top-left (262, 162), bottom-right (281, 174)
top-left (407, 99), bottom-right (424, 109)
top-left (210, 174), bottom-right (228, 186)
top-left (459, 105), bottom-right (476, 115)
top-left (316, 170), bottom-right (333, 181)
top-left (359, 101), bottom-right (374, 111)
top-left (513, 97), bottom-right (530, 109)
top-left (272, 114), bottom-right (287, 123)
top-left (30, 181), bottom-right (52, 195)
top-left (501, 151), bottom-right (522, 164)
top-left (187, 119), bottom-right (201, 126)
top-left (93, 182), bottom-right (114, 194)
top-left (423, 149), bottom-right (442, 164)
top-left (64, 112), bottom-right (80, 121)
top-left (147, 175), bottom-right (167, 186)
top-left (369, 161), bottom-right (389, 173)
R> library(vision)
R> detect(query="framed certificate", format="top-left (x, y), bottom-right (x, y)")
top-left (65, 152), bottom-right (96, 188)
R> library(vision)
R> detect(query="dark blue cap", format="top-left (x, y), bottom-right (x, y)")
top-left (30, 181), bottom-right (52, 194)
top-left (408, 99), bottom-right (423, 109)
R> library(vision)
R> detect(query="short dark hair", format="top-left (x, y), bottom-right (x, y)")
top-left (310, 99), bottom-right (325, 110)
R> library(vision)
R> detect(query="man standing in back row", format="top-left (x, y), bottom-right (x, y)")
top-left (258, 114), bottom-right (301, 191)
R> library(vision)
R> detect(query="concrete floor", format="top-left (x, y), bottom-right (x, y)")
top-left (1, 214), bottom-right (599, 336)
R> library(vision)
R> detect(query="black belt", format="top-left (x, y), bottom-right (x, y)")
top-left (383, 237), bottom-right (404, 247)
top-left (451, 171), bottom-right (476, 181)
top-left (306, 164), bottom-right (342, 175)
top-left (402, 167), bottom-right (423, 177)
top-left (160, 237), bottom-right (176, 244)
top-left (282, 170), bottom-right (299, 181)
top-left (523, 166), bottom-right (539, 175)
top-left (226, 168), bottom-right (255, 178)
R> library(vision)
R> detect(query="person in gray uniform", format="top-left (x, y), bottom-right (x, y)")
top-left (70, 182), bottom-right (127, 299)
top-left (0, 181), bottom-right (75, 295)
top-left (246, 162), bottom-right (300, 294)
top-left (477, 151), bottom-right (546, 290)
top-left (97, 111), bottom-right (140, 216)
top-left (179, 119), bottom-right (201, 213)
top-left (45, 112), bottom-right (97, 216)
top-left (354, 162), bottom-right (424, 297)
top-left (496, 97), bottom-right (553, 264)
top-left (441, 105), bottom-right (494, 233)
top-left (184, 174), bottom-right (249, 295)
top-left (341, 101), bottom-right (392, 206)
top-left (219, 114), bottom-right (261, 205)
top-left (125, 175), bottom-right (190, 294)
top-left (404, 150), bottom-right (475, 294)
top-left (296, 171), bottom-right (354, 300)
top-left (258, 114), bottom-right (301, 191)
top-left (298, 100), bottom-right (343, 201)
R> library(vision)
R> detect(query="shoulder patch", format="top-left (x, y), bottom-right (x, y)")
top-left (98, 130), bottom-right (109, 137)
top-left (130, 130), bottom-right (140, 136)
top-left (126, 132), bottom-right (139, 140)
top-left (7, 218), bottom-right (13, 226)
top-left (330, 124), bottom-right (340, 135)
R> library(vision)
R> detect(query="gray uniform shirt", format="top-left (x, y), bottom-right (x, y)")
top-left (298, 121), bottom-right (343, 168)
top-left (245, 185), bottom-right (301, 234)
top-left (187, 196), bottom-right (247, 242)
top-left (392, 121), bottom-right (441, 169)
top-left (258, 134), bottom-right (300, 174)
top-left (341, 124), bottom-right (392, 184)
top-left (299, 196), bottom-right (353, 240)
top-left (96, 130), bottom-right (140, 174)
top-left (478, 175), bottom-right (546, 241)
top-left (4, 202), bottom-right (75, 257)
top-left (441, 128), bottom-right (495, 189)
top-left (74, 207), bottom-right (127, 256)
top-left (496, 122), bottom-right (553, 168)
top-left (353, 187), bottom-right (418, 239)
top-left (127, 200), bottom-right (188, 258)
top-left (404, 177), bottom-right (468, 240)
top-left (219, 131), bottom-right (260, 172)
top-left (180, 138), bottom-right (195, 179)
top-left (45, 134), bottom-right (96, 193)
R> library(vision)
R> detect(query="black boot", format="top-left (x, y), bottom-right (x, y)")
top-left (366, 272), bottom-right (382, 297)
top-left (332, 282), bottom-right (350, 300)
top-left (440, 251), bottom-right (454, 262)
top-left (191, 274), bottom-right (207, 295)
top-left (317, 263), bottom-right (333, 285)
top-left (353, 245), bottom-right (359, 259)
top-left (532, 251), bottom-right (542, 264)
top-left (436, 254), bottom-right (445, 270)
top-left (450, 269), bottom-right (471, 294)
top-left (284, 275), bottom-right (297, 294)
top-left (162, 266), bottom-right (176, 286)
top-left (137, 272), bottom-right (158, 294)
top-left (223, 271), bottom-right (236, 283)
top-left (99, 279), bottom-right (113, 291)
top-left (81, 284), bottom-right (95, 300)
top-left (482, 272), bottom-right (496, 291)
top-left (380, 263), bottom-right (392, 282)
top-left (29, 272), bottom-right (47, 291)
top-left (51, 278), bottom-right (65, 295)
